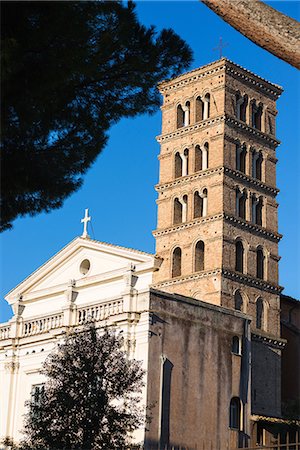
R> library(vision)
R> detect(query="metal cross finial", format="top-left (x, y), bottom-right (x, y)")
top-left (81, 208), bottom-right (91, 238)
top-left (213, 37), bottom-right (229, 59)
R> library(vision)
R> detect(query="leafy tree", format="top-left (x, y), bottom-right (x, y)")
top-left (20, 325), bottom-right (145, 450)
top-left (1, 1), bottom-right (192, 232)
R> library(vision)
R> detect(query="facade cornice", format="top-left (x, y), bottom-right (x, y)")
top-left (155, 167), bottom-right (223, 192)
top-left (222, 269), bottom-right (283, 294)
top-left (151, 268), bottom-right (222, 289)
top-left (224, 167), bottom-right (279, 195)
top-left (251, 331), bottom-right (286, 349)
top-left (156, 115), bottom-right (225, 144)
top-left (156, 114), bottom-right (279, 147)
top-left (224, 114), bottom-right (280, 147)
top-left (223, 214), bottom-right (282, 242)
top-left (153, 214), bottom-right (223, 238)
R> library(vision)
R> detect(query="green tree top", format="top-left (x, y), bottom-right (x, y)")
top-left (1, 1), bottom-right (193, 231)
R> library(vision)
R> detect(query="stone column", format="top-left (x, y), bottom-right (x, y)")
top-left (62, 280), bottom-right (78, 327)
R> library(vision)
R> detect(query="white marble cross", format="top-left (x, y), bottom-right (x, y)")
top-left (81, 208), bottom-right (91, 238)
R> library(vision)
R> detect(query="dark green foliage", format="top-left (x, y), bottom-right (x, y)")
top-left (20, 325), bottom-right (145, 450)
top-left (1, 1), bottom-right (192, 232)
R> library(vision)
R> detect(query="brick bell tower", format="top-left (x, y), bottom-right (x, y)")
top-left (152, 60), bottom-right (284, 399)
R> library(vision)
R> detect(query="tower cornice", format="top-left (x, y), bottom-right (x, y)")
top-left (153, 213), bottom-right (281, 242)
top-left (156, 114), bottom-right (280, 147)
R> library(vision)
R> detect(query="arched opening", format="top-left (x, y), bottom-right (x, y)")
top-left (236, 144), bottom-right (247, 173)
top-left (173, 198), bottom-right (182, 224)
top-left (182, 194), bottom-right (188, 223)
top-left (203, 93), bottom-right (210, 120)
top-left (193, 191), bottom-right (203, 219)
top-left (255, 153), bottom-right (263, 181)
top-left (229, 397), bottom-right (241, 430)
top-left (237, 190), bottom-right (246, 220)
top-left (240, 96), bottom-right (247, 122)
top-left (195, 96), bottom-right (204, 122)
top-left (172, 247), bottom-right (182, 278)
top-left (256, 199), bottom-right (263, 226)
top-left (194, 145), bottom-right (202, 172)
top-left (232, 336), bottom-right (241, 355)
top-left (256, 247), bottom-right (265, 280)
top-left (203, 142), bottom-right (209, 170)
top-left (183, 101), bottom-right (190, 127)
top-left (256, 298), bottom-right (264, 330)
top-left (202, 188), bottom-right (208, 217)
top-left (235, 241), bottom-right (244, 273)
top-left (183, 148), bottom-right (189, 176)
top-left (236, 93), bottom-right (247, 122)
top-left (195, 240), bottom-right (205, 272)
top-left (177, 105), bottom-right (184, 129)
top-left (251, 103), bottom-right (262, 130)
top-left (234, 290), bottom-right (243, 311)
top-left (174, 152), bottom-right (182, 179)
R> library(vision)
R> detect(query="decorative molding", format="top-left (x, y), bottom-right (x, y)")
top-left (152, 268), bottom-right (222, 289)
top-left (155, 167), bottom-right (223, 192)
top-left (222, 269), bottom-right (283, 293)
top-left (251, 332), bottom-right (286, 349)
top-left (153, 214), bottom-right (223, 237)
top-left (223, 214), bottom-right (281, 242)
top-left (224, 115), bottom-right (280, 147)
top-left (224, 167), bottom-right (278, 195)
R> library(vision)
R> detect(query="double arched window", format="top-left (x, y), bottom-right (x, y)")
top-left (251, 102), bottom-right (263, 130)
top-left (177, 101), bottom-right (190, 128)
top-left (195, 143), bottom-right (209, 172)
top-left (256, 247), bottom-right (265, 280)
top-left (236, 92), bottom-right (248, 122)
top-left (173, 196), bottom-right (188, 224)
top-left (172, 247), bottom-right (182, 278)
top-left (251, 195), bottom-right (263, 226)
top-left (236, 189), bottom-right (247, 220)
top-left (174, 149), bottom-right (189, 178)
top-left (236, 144), bottom-right (247, 174)
top-left (252, 151), bottom-right (263, 180)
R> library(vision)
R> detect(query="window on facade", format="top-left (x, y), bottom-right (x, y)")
top-left (175, 152), bottom-right (182, 179)
top-left (235, 241), bottom-right (244, 273)
top-left (232, 336), bottom-right (241, 355)
top-left (31, 384), bottom-right (45, 407)
top-left (251, 103), bottom-right (262, 130)
top-left (172, 247), bottom-right (182, 278)
top-left (256, 248), bottom-right (265, 280)
top-left (256, 199), bottom-right (262, 226)
top-left (195, 145), bottom-right (202, 172)
top-left (236, 93), bottom-right (247, 122)
top-left (255, 154), bottom-right (263, 181)
top-left (234, 291), bottom-right (243, 311)
top-left (183, 101), bottom-right (190, 127)
top-left (183, 148), bottom-right (189, 176)
top-left (193, 191), bottom-right (203, 219)
top-left (236, 190), bottom-right (246, 220)
top-left (229, 397), bottom-right (241, 429)
top-left (177, 105), bottom-right (184, 129)
top-left (195, 96), bottom-right (204, 122)
top-left (236, 144), bottom-right (246, 173)
top-left (256, 298), bottom-right (264, 329)
top-left (195, 240), bottom-right (205, 272)
top-left (173, 198), bottom-right (182, 224)
top-left (203, 142), bottom-right (209, 170)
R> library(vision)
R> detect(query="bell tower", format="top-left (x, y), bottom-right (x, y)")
top-left (153, 58), bottom-right (283, 342)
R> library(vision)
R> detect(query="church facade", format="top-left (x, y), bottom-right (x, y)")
top-left (0, 59), bottom-right (299, 449)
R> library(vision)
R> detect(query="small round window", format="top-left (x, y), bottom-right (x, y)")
top-left (80, 259), bottom-right (90, 275)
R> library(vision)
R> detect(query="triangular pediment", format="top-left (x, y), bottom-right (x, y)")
top-left (6, 237), bottom-right (155, 303)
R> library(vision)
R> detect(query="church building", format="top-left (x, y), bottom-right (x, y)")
top-left (1, 59), bottom-right (299, 449)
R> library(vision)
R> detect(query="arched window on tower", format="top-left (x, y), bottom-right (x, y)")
top-left (193, 191), bottom-right (203, 219)
top-left (183, 101), bottom-right (190, 127)
top-left (203, 142), bottom-right (209, 170)
top-left (183, 148), bottom-right (189, 176)
top-left (256, 298), bottom-right (264, 330)
top-left (194, 145), bottom-right (202, 172)
top-left (251, 195), bottom-right (263, 226)
top-left (236, 144), bottom-right (247, 174)
top-left (177, 105), bottom-right (184, 129)
top-left (256, 247), bottom-right (265, 280)
top-left (235, 241), bottom-right (244, 273)
top-left (203, 93), bottom-right (210, 120)
top-left (195, 96), bottom-right (204, 122)
top-left (236, 92), bottom-right (248, 122)
top-left (172, 247), bottom-right (182, 278)
top-left (173, 198), bottom-right (182, 224)
top-left (234, 290), bottom-right (243, 311)
top-left (229, 397), bottom-right (241, 430)
top-left (195, 240), bottom-right (205, 272)
top-left (174, 152), bottom-right (182, 179)
top-left (251, 102), bottom-right (263, 130)
top-left (236, 190), bottom-right (247, 220)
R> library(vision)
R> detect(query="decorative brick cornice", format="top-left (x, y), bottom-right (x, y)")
top-left (155, 167), bottom-right (223, 192)
top-left (223, 214), bottom-right (282, 242)
top-left (224, 114), bottom-right (280, 147)
top-left (153, 214), bottom-right (223, 238)
top-left (151, 268), bottom-right (222, 289)
top-left (222, 269), bottom-right (283, 293)
top-left (156, 115), bottom-right (225, 144)
top-left (224, 167), bottom-right (279, 195)
top-left (251, 332), bottom-right (286, 349)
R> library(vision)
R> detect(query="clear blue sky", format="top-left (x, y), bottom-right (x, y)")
top-left (1, 1), bottom-right (299, 323)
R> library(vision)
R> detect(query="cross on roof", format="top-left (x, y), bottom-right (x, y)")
top-left (213, 37), bottom-right (229, 59)
top-left (81, 208), bottom-right (91, 238)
